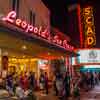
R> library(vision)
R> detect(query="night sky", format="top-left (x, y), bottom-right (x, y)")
top-left (94, 4), bottom-right (100, 48)
top-left (42, 0), bottom-right (100, 48)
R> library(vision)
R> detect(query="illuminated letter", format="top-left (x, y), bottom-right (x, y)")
top-left (63, 40), bottom-right (67, 48)
top-left (70, 46), bottom-right (74, 51)
top-left (53, 35), bottom-right (59, 43)
top-left (86, 17), bottom-right (92, 24)
top-left (57, 40), bottom-right (62, 45)
top-left (38, 26), bottom-right (42, 35)
top-left (41, 29), bottom-right (49, 38)
top-left (16, 19), bottom-right (21, 26)
top-left (87, 27), bottom-right (93, 34)
top-left (87, 36), bottom-right (94, 45)
top-left (84, 7), bottom-right (91, 15)
top-left (67, 45), bottom-right (69, 49)
top-left (21, 21), bottom-right (27, 29)
top-left (25, 24), bottom-right (33, 32)
top-left (2, 11), bottom-right (16, 23)
top-left (33, 27), bottom-right (38, 34)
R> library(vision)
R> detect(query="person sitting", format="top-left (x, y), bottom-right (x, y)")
top-left (16, 83), bottom-right (36, 100)
top-left (16, 84), bottom-right (25, 99)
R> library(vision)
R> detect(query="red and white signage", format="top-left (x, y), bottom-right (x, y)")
top-left (2, 11), bottom-right (74, 51)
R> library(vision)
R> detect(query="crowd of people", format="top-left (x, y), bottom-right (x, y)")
top-left (53, 72), bottom-right (71, 100)
top-left (0, 69), bottom-right (100, 100)
top-left (0, 71), bottom-right (39, 99)
top-left (77, 71), bottom-right (100, 91)
top-left (0, 69), bottom-right (71, 100)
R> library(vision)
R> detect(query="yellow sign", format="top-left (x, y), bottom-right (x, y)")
top-left (83, 6), bottom-right (96, 47)
top-left (87, 36), bottom-right (94, 45)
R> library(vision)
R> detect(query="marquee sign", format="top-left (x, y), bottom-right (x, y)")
top-left (82, 6), bottom-right (96, 47)
top-left (2, 11), bottom-right (74, 51)
top-left (77, 49), bottom-right (100, 64)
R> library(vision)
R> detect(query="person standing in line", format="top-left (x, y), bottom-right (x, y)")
top-left (56, 73), bottom-right (63, 99)
top-left (28, 72), bottom-right (35, 91)
top-left (6, 72), bottom-right (14, 95)
top-left (90, 72), bottom-right (94, 89)
top-left (39, 72), bottom-right (45, 94)
top-left (44, 72), bottom-right (49, 94)
top-left (19, 72), bottom-right (29, 91)
top-left (63, 72), bottom-right (70, 100)
top-left (53, 75), bottom-right (58, 96)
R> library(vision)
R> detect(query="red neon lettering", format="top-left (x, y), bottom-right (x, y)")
top-left (67, 45), bottom-right (69, 48)
top-left (47, 35), bottom-right (51, 41)
top-left (41, 29), bottom-right (48, 38)
top-left (53, 35), bottom-right (59, 43)
top-left (34, 27), bottom-right (38, 34)
top-left (63, 40), bottom-right (67, 46)
top-left (63, 40), bottom-right (69, 49)
top-left (21, 21), bottom-right (27, 29)
top-left (47, 32), bottom-right (51, 41)
top-left (16, 19), bottom-right (21, 26)
top-left (71, 46), bottom-right (74, 50)
top-left (57, 40), bottom-right (60, 45)
top-left (58, 40), bottom-right (62, 45)
top-left (45, 30), bottom-right (49, 37)
top-left (52, 39), bottom-right (56, 43)
top-left (2, 11), bottom-right (74, 51)
top-left (64, 44), bottom-right (68, 49)
top-left (25, 24), bottom-right (33, 32)
top-left (38, 26), bottom-right (42, 35)
top-left (2, 11), bottom-right (16, 23)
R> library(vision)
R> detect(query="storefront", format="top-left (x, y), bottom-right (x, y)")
top-left (0, 11), bottom-right (75, 80)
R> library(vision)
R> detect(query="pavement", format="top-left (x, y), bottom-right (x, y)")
top-left (0, 85), bottom-right (100, 100)
top-left (36, 84), bottom-right (100, 100)
top-left (35, 90), bottom-right (58, 100)
top-left (80, 84), bottom-right (100, 100)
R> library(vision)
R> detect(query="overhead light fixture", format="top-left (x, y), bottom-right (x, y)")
top-left (22, 55), bottom-right (25, 58)
top-left (48, 52), bottom-right (50, 55)
top-left (22, 45), bottom-right (27, 50)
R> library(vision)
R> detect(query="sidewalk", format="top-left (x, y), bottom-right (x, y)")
top-left (80, 84), bottom-right (100, 100)
top-left (0, 89), bottom-right (9, 99)
top-left (34, 90), bottom-right (58, 100)
top-left (0, 84), bottom-right (100, 100)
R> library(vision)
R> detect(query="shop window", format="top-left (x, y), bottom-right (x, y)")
top-left (12, 0), bottom-right (19, 16)
top-left (30, 10), bottom-right (35, 25)
top-left (12, 0), bottom-right (16, 11)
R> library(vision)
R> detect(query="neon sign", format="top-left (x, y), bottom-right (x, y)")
top-left (82, 6), bottom-right (96, 47)
top-left (2, 11), bottom-right (74, 51)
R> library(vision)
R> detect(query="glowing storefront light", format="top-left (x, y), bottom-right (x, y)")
top-left (84, 65), bottom-right (100, 68)
top-left (38, 59), bottom-right (49, 69)
top-left (2, 11), bottom-right (74, 51)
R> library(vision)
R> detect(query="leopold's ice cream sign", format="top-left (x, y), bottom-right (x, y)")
top-left (2, 11), bottom-right (74, 51)
top-left (83, 6), bottom-right (96, 47)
